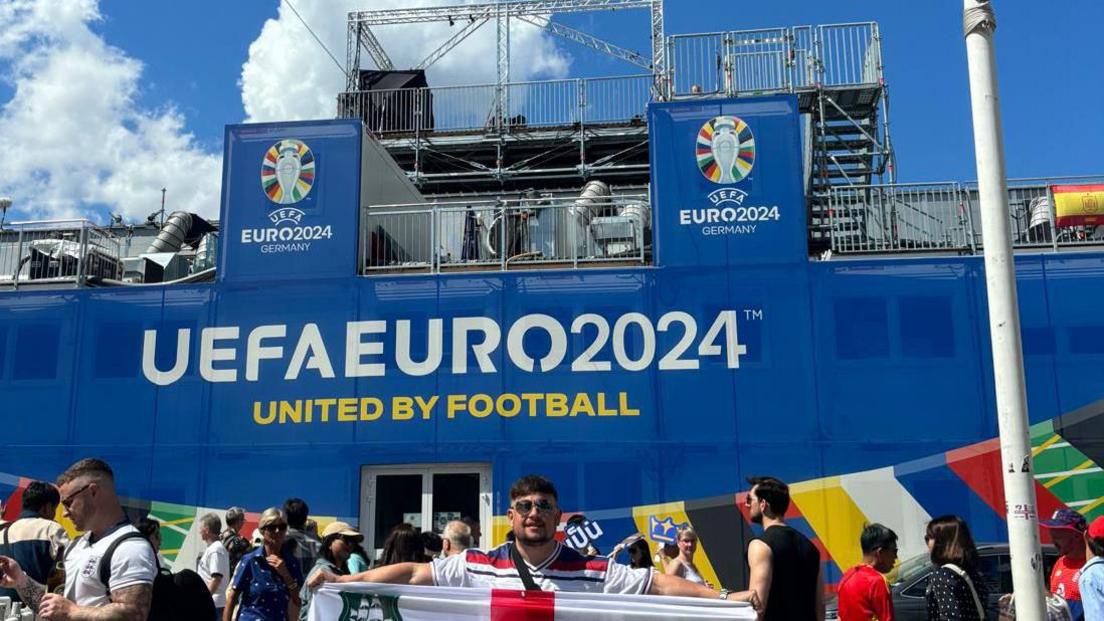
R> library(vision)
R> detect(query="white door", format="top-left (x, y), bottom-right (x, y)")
top-left (359, 463), bottom-right (491, 559)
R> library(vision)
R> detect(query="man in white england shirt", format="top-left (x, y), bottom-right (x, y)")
top-left (0, 458), bottom-right (156, 620)
top-left (309, 474), bottom-right (758, 606)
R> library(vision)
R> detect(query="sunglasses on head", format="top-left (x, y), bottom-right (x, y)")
top-left (512, 499), bottom-right (556, 515)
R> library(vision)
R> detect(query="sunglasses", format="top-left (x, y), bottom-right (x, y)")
top-left (61, 482), bottom-right (94, 509)
top-left (263, 523), bottom-right (288, 533)
top-left (512, 499), bottom-right (557, 515)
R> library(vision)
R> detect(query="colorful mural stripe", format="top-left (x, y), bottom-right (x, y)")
top-left (3, 405), bottom-right (1101, 585)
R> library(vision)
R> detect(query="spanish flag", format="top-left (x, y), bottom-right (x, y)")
top-left (1051, 184), bottom-right (1104, 227)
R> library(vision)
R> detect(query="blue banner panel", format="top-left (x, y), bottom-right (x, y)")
top-left (649, 96), bottom-right (806, 267)
top-left (219, 120), bottom-right (362, 283)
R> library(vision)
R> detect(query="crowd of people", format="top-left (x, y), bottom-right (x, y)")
top-left (0, 458), bottom-right (1102, 621)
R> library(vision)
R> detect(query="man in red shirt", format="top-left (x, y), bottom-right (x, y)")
top-left (1040, 508), bottom-right (1088, 620)
top-left (837, 523), bottom-right (898, 621)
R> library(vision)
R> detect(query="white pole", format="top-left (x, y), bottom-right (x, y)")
top-left (962, 2), bottom-right (1047, 619)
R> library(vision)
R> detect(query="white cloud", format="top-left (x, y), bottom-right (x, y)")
top-left (241, 0), bottom-right (572, 123)
top-left (0, 0), bottom-right (221, 222)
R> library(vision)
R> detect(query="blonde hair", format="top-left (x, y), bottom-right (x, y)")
top-left (677, 526), bottom-right (697, 542)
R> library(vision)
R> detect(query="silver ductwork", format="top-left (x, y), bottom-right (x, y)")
top-left (146, 211), bottom-right (215, 254)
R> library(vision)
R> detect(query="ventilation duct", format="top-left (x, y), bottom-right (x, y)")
top-left (146, 212), bottom-right (216, 254)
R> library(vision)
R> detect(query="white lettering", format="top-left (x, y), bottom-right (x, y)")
top-left (246, 325), bottom-right (285, 381)
top-left (285, 323), bottom-right (335, 380)
top-left (396, 319), bottom-right (443, 376)
top-left (345, 321), bottom-right (387, 377)
top-left (507, 314), bottom-right (567, 373)
top-left (452, 317), bottom-right (500, 374)
top-left (141, 328), bottom-right (190, 386)
top-left (200, 327), bottom-right (239, 383)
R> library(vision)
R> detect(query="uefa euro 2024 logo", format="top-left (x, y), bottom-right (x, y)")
top-left (261, 139), bottom-right (315, 207)
top-left (696, 116), bottom-right (755, 184)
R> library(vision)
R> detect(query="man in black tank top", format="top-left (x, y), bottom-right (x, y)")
top-left (741, 476), bottom-right (824, 621)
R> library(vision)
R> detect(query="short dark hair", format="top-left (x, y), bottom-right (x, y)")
top-left (509, 475), bottom-right (558, 502)
top-left (926, 515), bottom-right (979, 570)
top-left (135, 516), bottom-right (161, 540)
top-left (283, 498), bottom-right (309, 529)
top-left (421, 531), bottom-right (443, 554)
top-left (57, 458), bottom-right (114, 486)
top-left (860, 523), bottom-right (898, 555)
top-left (1088, 535), bottom-right (1104, 558)
top-left (22, 481), bottom-right (60, 513)
top-left (746, 476), bottom-right (790, 516)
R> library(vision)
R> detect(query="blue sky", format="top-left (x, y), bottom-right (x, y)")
top-left (1, 0), bottom-right (1101, 221)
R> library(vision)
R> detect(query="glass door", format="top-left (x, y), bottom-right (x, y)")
top-left (360, 463), bottom-right (491, 559)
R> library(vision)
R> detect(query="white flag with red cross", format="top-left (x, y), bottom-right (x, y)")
top-left (309, 583), bottom-right (756, 621)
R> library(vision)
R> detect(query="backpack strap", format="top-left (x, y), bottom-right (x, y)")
top-left (943, 563), bottom-right (986, 619)
top-left (97, 531), bottom-right (155, 595)
top-left (508, 543), bottom-right (542, 592)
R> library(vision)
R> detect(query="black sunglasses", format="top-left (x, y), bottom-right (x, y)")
top-left (512, 499), bottom-right (557, 515)
top-left (61, 482), bottom-right (94, 509)
top-left (263, 523), bottom-right (288, 533)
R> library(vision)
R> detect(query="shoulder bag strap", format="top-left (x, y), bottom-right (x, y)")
top-left (509, 543), bottom-right (542, 591)
top-left (943, 563), bottom-right (986, 619)
top-left (98, 531), bottom-right (154, 594)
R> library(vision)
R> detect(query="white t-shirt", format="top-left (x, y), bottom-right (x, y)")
top-left (63, 525), bottom-right (158, 607)
top-left (197, 539), bottom-right (230, 608)
top-left (432, 542), bottom-right (653, 594)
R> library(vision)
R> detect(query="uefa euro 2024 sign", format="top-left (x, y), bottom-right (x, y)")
top-left (242, 138), bottom-right (334, 253)
top-left (681, 116), bottom-right (780, 236)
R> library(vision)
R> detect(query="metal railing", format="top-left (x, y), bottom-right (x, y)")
top-left (361, 193), bottom-right (650, 273)
top-left (666, 23), bottom-right (881, 98)
top-left (337, 21), bottom-right (884, 133)
top-left (339, 75), bottom-right (653, 136)
top-left (0, 220), bottom-right (122, 289)
top-left (828, 176), bottom-right (1104, 255)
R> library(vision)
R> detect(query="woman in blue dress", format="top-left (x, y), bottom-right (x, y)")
top-left (224, 508), bottom-right (303, 621)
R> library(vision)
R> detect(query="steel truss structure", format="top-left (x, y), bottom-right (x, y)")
top-left (340, 4), bottom-right (895, 247)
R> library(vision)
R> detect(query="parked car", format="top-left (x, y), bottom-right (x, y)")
top-left (827, 543), bottom-right (1059, 620)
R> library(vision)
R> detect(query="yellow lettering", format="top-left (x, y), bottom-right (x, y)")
top-left (569, 393), bottom-right (596, 417)
top-left (469, 394), bottom-right (493, 418)
top-left (447, 394), bottom-right (467, 419)
top-left (597, 393), bottom-right (617, 416)
top-left (338, 398), bottom-right (358, 422)
top-left (304, 399), bottom-right (313, 423)
top-left (315, 398), bottom-right (336, 422)
top-left (253, 402), bottom-right (275, 425)
top-left (279, 400), bottom-right (302, 424)
top-left (416, 395), bottom-right (439, 420)
top-left (393, 396), bottom-right (414, 420)
top-left (547, 393), bottom-right (569, 417)
top-left (359, 397), bottom-right (383, 421)
top-left (497, 393), bottom-right (521, 418)
top-left (521, 393), bottom-right (543, 417)
top-left (619, 392), bottom-right (639, 416)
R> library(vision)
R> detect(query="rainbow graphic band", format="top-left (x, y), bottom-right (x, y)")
top-left (696, 116), bottom-right (756, 183)
top-left (261, 139), bottom-right (315, 204)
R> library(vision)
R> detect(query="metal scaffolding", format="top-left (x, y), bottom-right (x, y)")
top-left (345, 0), bottom-right (666, 98)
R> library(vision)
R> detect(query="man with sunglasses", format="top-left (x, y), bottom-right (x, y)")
top-left (0, 458), bottom-right (156, 621)
top-left (310, 475), bottom-right (750, 603)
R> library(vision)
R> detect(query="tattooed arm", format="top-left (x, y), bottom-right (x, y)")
top-left (37, 583), bottom-right (153, 621)
top-left (0, 556), bottom-right (47, 612)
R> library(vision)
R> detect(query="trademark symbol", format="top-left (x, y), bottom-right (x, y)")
top-left (743, 309), bottom-right (764, 321)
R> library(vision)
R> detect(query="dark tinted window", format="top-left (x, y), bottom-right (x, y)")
top-left (899, 296), bottom-right (955, 358)
top-left (13, 323), bottom-right (60, 380)
top-left (834, 297), bottom-right (889, 360)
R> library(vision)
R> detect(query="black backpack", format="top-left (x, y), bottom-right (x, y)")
top-left (98, 531), bottom-right (216, 621)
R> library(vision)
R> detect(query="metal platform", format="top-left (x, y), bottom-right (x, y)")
top-left (337, 7), bottom-right (894, 231)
